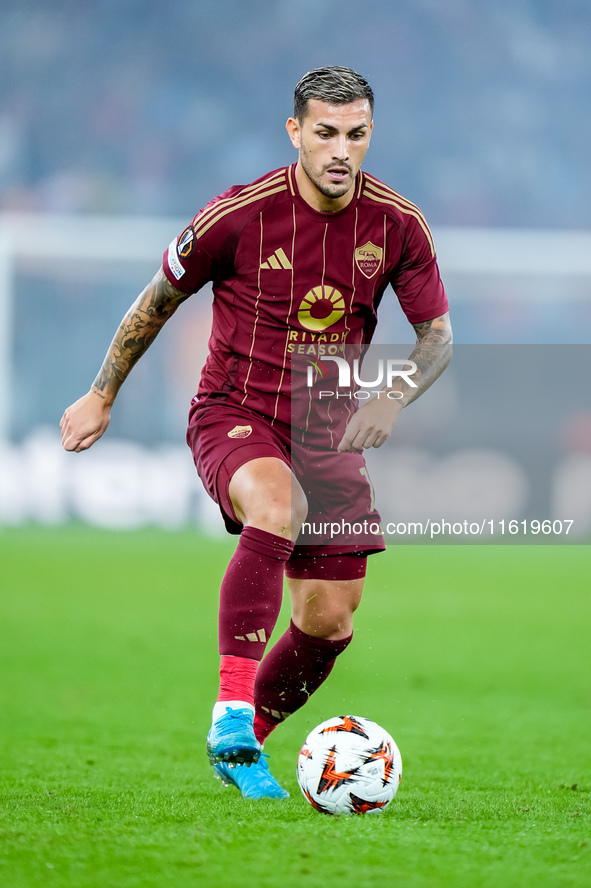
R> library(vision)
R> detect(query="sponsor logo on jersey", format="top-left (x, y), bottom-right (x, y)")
top-left (355, 241), bottom-right (383, 279)
top-left (227, 424), bottom-right (253, 439)
top-left (167, 240), bottom-right (185, 280)
top-left (177, 226), bottom-right (195, 259)
top-left (287, 328), bottom-right (347, 357)
top-left (297, 285), bottom-right (345, 332)
top-left (260, 247), bottom-right (293, 270)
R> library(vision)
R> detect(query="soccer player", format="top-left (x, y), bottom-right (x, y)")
top-left (60, 66), bottom-right (452, 800)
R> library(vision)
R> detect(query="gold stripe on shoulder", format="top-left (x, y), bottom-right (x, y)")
top-left (356, 171), bottom-right (364, 199)
top-left (193, 170), bottom-right (287, 238)
top-left (363, 180), bottom-right (435, 256)
top-left (193, 170), bottom-right (286, 237)
top-left (363, 174), bottom-right (422, 209)
top-left (363, 177), bottom-right (429, 221)
top-left (195, 184), bottom-right (288, 240)
top-left (363, 177), bottom-right (434, 233)
top-left (287, 164), bottom-right (296, 197)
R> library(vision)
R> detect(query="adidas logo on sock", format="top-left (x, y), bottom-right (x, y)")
top-left (260, 248), bottom-right (292, 270)
top-left (234, 628), bottom-right (267, 643)
top-left (261, 705), bottom-right (291, 721)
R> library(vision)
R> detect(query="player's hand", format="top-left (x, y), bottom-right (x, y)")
top-left (337, 395), bottom-right (402, 452)
top-left (60, 390), bottom-right (112, 452)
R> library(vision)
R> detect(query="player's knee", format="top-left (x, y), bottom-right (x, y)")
top-left (320, 600), bottom-right (359, 639)
top-left (304, 610), bottom-right (355, 640)
top-left (265, 478), bottom-right (307, 534)
top-left (267, 490), bottom-right (308, 537)
top-left (293, 578), bottom-right (363, 640)
top-left (290, 484), bottom-right (308, 532)
top-left (230, 459), bottom-right (307, 537)
top-left (243, 486), bottom-right (307, 538)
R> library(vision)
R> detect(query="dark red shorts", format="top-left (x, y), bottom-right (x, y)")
top-left (187, 401), bottom-right (385, 579)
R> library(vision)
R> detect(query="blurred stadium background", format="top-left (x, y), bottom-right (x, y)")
top-left (1, 0), bottom-right (590, 535)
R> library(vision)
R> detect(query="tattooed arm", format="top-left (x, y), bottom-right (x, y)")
top-left (60, 269), bottom-right (189, 452)
top-left (388, 311), bottom-right (453, 409)
top-left (337, 311), bottom-right (453, 452)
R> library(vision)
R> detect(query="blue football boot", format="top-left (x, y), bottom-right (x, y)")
top-left (206, 706), bottom-right (261, 766)
top-left (214, 754), bottom-right (290, 800)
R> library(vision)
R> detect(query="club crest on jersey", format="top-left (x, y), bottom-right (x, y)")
top-left (355, 242), bottom-right (383, 279)
top-left (177, 227), bottom-right (195, 259)
top-left (297, 285), bottom-right (346, 332)
top-left (227, 424), bottom-right (253, 439)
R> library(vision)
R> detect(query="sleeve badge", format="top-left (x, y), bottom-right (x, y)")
top-left (177, 226), bottom-right (195, 259)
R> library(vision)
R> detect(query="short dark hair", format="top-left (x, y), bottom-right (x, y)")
top-left (293, 66), bottom-right (374, 122)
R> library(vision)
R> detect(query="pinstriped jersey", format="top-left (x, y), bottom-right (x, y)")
top-left (162, 163), bottom-right (448, 430)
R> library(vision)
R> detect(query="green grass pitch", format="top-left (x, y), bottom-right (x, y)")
top-left (0, 527), bottom-right (589, 888)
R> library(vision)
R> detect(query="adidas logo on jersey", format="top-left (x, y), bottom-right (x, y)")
top-left (260, 248), bottom-right (293, 270)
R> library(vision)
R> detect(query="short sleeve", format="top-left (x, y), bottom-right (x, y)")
top-left (162, 196), bottom-right (241, 295)
top-left (389, 216), bottom-right (448, 325)
top-left (162, 225), bottom-right (217, 295)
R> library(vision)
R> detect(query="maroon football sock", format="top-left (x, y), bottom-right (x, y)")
top-left (253, 619), bottom-right (353, 743)
top-left (218, 526), bottom-right (293, 662)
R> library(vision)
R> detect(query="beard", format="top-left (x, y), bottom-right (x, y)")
top-left (300, 151), bottom-right (353, 202)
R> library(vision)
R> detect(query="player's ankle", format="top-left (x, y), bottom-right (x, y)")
top-left (254, 709), bottom-right (280, 744)
top-left (212, 700), bottom-right (255, 722)
top-left (217, 654), bottom-right (259, 709)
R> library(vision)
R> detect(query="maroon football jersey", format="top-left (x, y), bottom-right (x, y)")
top-left (163, 164), bottom-right (448, 435)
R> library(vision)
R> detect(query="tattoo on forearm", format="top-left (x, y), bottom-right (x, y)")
top-left (387, 312), bottom-right (452, 408)
top-left (92, 270), bottom-right (188, 397)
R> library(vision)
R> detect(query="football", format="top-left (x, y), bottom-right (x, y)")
top-left (297, 715), bottom-right (402, 815)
